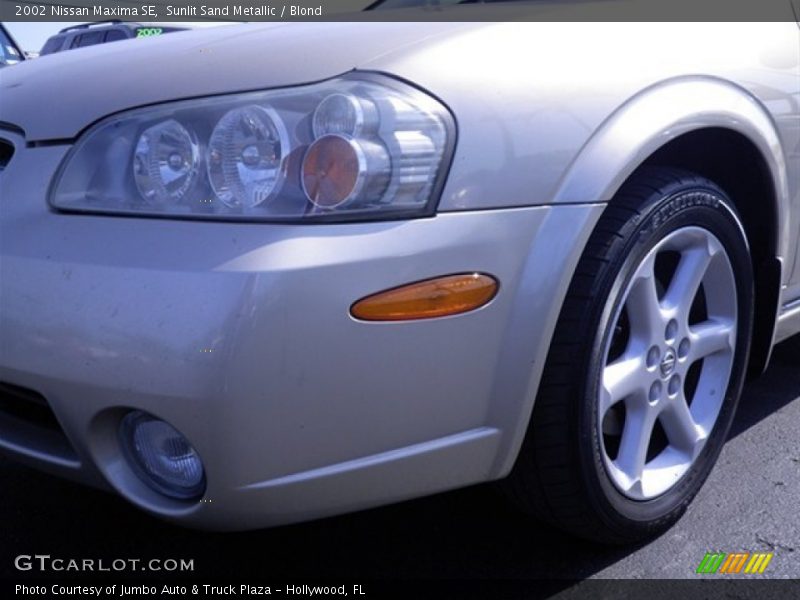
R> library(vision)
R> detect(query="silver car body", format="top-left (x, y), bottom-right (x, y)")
top-left (1, 19), bottom-right (798, 529)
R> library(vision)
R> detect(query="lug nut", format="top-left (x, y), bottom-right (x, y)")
top-left (649, 381), bottom-right (663, 403)
top-left (647, 346), bottom-right (661, 369)
top-left (668, 374), bottom-right (681, 396)
top-left (665, 319), bottom-right (678, 341)
top-left (678, 338), bottom-right (691, 359)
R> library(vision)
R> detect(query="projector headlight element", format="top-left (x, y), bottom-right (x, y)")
top-left (133, 119), bottom-right (200, 205)
top-left (207, 105), bottom-right (289, 209)
top-left (50, 74), bottom-right (454, 222)
top-left (312, 92), bottom-right (378, 138)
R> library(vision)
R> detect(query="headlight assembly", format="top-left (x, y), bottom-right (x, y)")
top-left (49, 74), bottom-right (455, 222)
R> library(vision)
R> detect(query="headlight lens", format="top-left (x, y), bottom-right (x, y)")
top-left (50, 75), bottom-right (454, 221)
top-left (302, 134), bottom-right (391, 209)
top-left (207, 105), bottom-right (289, 209)
top-left (133, 120), bottom-right (200, 205)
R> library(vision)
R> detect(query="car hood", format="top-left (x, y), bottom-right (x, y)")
top-left (0, 21), bottom-right (470, 141)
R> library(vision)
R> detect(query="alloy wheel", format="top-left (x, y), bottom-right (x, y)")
top-left (599, 226), bottom-right (738, 500)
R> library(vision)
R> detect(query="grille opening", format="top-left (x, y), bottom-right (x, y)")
top-left (0, 139), bottom-right (13, 170)
top-left (0, 381), bottom-right (62, 430)
top-left (0, 381), bottom-right (79, 465)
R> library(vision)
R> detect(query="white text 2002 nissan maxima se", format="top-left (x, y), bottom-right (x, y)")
top-left (0, 17), bottom-right (798, 543)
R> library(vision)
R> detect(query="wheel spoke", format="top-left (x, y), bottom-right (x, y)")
top-left (625, 261), bottom-right (663, 340)
top-left (663, 247), bottom-right (712, 316)
top-left (689, 318), bottom-right (735, 361)
top-left (615, 406), bottom-right (657, 487)
top-left (601, 356), bottom-right (644, 415)
top-left (659, 393), bottom-right (704, 454)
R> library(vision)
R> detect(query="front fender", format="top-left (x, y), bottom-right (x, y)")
top-left (552, 75), bottom-right (791, 263)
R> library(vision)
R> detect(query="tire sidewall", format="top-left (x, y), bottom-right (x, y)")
top-left (579, 183), bottom-right (754, 532)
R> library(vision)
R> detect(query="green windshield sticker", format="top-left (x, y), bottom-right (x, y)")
top-left (136, 28), bottom-right (164, 38)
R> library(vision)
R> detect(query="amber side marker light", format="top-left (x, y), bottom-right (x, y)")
top-left (351, 273), bottom-right (499, 322)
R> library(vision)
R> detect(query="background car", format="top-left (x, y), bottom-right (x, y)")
top-left (0, 23), bottom-right (25, 67)
top-left (39, 20), bottom-right (189, 56)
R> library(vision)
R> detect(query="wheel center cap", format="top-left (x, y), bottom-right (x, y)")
top-left (660, 349), bottom-right (677, 378)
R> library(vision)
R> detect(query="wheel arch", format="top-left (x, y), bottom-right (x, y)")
top-left (552, 75), bottom-right (789, 375)
top-left (493, 76), bottom-right (789, 480)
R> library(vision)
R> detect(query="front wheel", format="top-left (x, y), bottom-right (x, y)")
top-left (507, 167), bottom-right (754, 543)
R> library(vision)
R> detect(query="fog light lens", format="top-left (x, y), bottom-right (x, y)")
top-left (120, 411), bottom-right (205, 500)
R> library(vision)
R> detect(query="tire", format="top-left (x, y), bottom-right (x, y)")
top-left (507, 166), bottom-right (754, 543)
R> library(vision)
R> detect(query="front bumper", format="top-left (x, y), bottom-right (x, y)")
top-left (0, 142), bottom-right (603, 529)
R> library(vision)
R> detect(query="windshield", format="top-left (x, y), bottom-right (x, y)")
top-left (0, 25), bottom-right (24, 67)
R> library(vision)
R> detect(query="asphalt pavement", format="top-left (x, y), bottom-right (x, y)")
top-left (1, 336), bottom-right (798, 586)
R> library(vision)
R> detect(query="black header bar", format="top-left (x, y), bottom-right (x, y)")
top-left (2, 0), bottom-right (800, 22)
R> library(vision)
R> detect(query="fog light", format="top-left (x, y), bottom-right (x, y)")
top-left (119, 411), bottom-right (205, 500)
